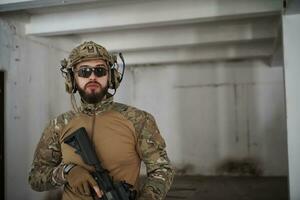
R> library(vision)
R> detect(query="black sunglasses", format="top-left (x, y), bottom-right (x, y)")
top-left (74, 65), bottom-right (108, 78)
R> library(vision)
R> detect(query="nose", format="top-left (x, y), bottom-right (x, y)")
top-left (89, 71), bottom-right (97, 80)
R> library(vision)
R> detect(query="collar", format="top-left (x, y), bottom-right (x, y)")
top-left (79, 95), bottom-right (113, 115)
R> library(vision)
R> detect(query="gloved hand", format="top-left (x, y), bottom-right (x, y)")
top-left (65, 165), bottom-right (103, 197)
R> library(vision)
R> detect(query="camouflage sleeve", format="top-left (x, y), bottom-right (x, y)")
top-left (28, 119), bottom-right (65, 191)
top-left (137, 113), bottom-right (175, 200)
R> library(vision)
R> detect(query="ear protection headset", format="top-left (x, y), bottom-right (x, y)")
top-left (108, 53), bottom-right (126, 93)
top-left (59, 42), bottom-right (125, 96)
top-left (60, 58), bottom-right (76, 94)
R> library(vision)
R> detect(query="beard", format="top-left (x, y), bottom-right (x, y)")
top-left (76, 81), bottom-right (108, 104)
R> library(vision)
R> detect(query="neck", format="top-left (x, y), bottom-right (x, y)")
top-left (79, 94), bottom-right (113, 115)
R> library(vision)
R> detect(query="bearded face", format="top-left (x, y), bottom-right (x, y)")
top-left (76, 81), bottom-right (108, 104)
top-left (74, 59), bottom-right (109, 104)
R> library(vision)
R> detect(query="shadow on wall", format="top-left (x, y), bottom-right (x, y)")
top-left (216, 157), bottom-right (262, 176)
top-left (174, 164), bottom-right (195, 176)
top-left (174, 157), bottom-right (263, 177)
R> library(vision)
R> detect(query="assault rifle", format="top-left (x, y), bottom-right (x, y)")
top-left (64, 127), bottom-right (137, 200)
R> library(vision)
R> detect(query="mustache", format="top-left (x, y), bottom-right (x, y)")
top-left (84, 81), bottom-right (102, 89)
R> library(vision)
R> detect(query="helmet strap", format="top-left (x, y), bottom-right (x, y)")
top-left (72, 75), bottom-right (77, 93)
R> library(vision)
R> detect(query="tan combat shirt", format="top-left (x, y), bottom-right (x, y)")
top-left (28, 96), bottom-right (174, 200)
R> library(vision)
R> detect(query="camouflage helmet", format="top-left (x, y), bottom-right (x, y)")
top-left (66, 41), bottom-right (113, 68)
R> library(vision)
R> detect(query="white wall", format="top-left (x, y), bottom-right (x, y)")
top-left (0, 16), bottom-right (77, 200)
top-left (282, 13), bottom-right (300, 200)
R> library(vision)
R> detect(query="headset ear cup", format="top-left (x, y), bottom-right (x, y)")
top-left (65, 80), bottom-right (73, 93)
top-left (65, 72), bottom-right (76, 93)
top-left (110, 68), bottom-right (121, 90)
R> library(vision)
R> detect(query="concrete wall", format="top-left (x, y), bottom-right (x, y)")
top-left (282, 13), bottom-right (300, 200)
top-left (0, 15), bottom-right (77, 200)
top-left (0, 15), bottom-right (288, 200)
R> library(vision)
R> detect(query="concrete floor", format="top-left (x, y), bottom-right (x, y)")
top-left (166, 176), bottom-right (288, 200)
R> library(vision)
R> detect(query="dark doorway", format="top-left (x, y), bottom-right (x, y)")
top-left (0, 71), bottom-right (4, 199)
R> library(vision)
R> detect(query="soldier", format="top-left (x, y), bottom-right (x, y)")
top-left (28, 41), bottom-right (174, 200)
